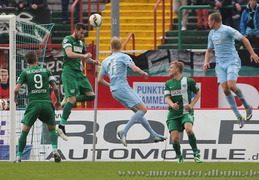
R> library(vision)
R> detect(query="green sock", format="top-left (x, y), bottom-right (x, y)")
top-left (61, 102), bottom-right (74, 124)
top-left (76, 94), bottom-right (95, 102)
top-left (188, 133), bottom-right (198, 155)
top-left (172, 143), bottom-right (181, 157)
top-left (18, 130), bottom-right (29, 156)
top-left (60, 118), bottom-right (66, 125)
top-left (49, 129), bottom-right (58, 149)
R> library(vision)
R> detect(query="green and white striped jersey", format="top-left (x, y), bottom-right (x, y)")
top-left (164, 76), bottom-right (199, 116)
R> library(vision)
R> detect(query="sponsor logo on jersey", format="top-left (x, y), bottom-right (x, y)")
top-left (70, 89), bottom-right (75, 93)
top-left (171, 90), bottom-right (182, 96)
top-left (74, 46), bottom-right (83, 53)
top-left (213, 39), bottom-right (224, 44)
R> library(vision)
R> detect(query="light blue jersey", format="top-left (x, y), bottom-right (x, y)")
top-left (208, 25), bottom-right (243, 64)
top-left (100, 52), bottom-right (135, 91)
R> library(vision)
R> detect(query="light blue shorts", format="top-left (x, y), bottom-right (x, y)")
top-left (215, 59), bottom-right (241, 84)
top-left (112, 87), bottom-right (142, 109)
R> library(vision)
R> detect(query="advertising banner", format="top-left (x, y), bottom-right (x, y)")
top-left (1, 109), bottom-right (257, 162)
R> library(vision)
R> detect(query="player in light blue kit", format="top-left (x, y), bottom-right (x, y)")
top-left (203, 13), bottom-right (259, 128)
top-left (98, 37), bottom-right (167, 147)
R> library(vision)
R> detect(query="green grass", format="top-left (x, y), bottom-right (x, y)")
top-left (0, 161), bottom-right (259, 180)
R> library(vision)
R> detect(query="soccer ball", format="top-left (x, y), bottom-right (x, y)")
top-left (89, 13), bottom-right (102, 27)
top-left (0, 99), bottom-right (8, 110)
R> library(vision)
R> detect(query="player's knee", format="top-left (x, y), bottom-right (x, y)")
top-left (185, 128), bottom-right (193, 135)
top-left (222, 88), bottom-right (231, 95)
top-left (172, 137), bottom-right (180, 143)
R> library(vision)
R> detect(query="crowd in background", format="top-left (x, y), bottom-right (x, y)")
top-left (0, 0), bottom-right (78, 25)
top-left (175, 0), bottom-right (250, 31)
top-left (0, 0), bottom-right (258, 49)
top-left (0, 0), bottom-right (47, 10)
top-left (175, 0), bottom-right (259, 49)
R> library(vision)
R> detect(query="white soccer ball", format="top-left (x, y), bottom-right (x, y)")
top-left (0, 99), bottom-right (8, 110)
top-left (89, 13), bottom-right (103, 27)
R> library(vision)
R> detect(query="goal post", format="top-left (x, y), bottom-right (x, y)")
top-left (0, 15), bottom-right (54, 162)
top-left (0, 15), bottom-right (17, 162)
top-left (9, 15), bottom-right (16, 163)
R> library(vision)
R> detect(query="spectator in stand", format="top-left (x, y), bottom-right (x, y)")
top-left (212, 0), bottom-right (234, 27)
top-left (173, 0), bottom-right (189, 31)
top-left (240, 0), bottom-right (259, 48)
top-left (0, 0), bottom-right (9, 8)
top-left (12, 0), bottom-right (27, 11)
top-left (232, 0), bottom-right (248, 30)
top-left (61, 0), bottom-right (79, 25)
top-left (28, 0), bottom-right (47, 10)
top-left (194, 0), bottom-right (210, 30)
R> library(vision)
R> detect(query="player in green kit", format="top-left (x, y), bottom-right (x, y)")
top-left (56, 23), bottom-right (100, 141)
top-left (164, 61), bottom-right (202, 164)
top-left (14, 51), bottom-right (61, 163)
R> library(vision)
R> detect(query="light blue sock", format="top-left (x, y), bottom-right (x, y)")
top-left (234, 87), bottom-right (249, 108)
top-left (226, 94), bottom-right (241, 118)
top-left (121, 110), bottom-right (145, 138)
top-left (139, 117), bottom-right (159, 137)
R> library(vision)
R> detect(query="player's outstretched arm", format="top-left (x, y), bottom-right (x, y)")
top-left (65, 47), bottom-right (91, 59)
top-left (85, 58), bottom-right (101, 65)
top-left (130, 65), bottom-right (148, 79)
top-left (241, 36), bottom-right (259, 63)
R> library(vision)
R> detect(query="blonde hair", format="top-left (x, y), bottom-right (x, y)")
top-left (111, 36), bottom-right (122, 50)
top-left (209, 13), bottom-right (222, 23)
top-left (171, 61), bottom-right (184, 73)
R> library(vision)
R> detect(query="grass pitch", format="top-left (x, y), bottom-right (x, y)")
top-left (0, 161), bottom-right (258, 180)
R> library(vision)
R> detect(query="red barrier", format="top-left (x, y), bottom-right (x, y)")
top-left (97, 76), bottom-right (219, 108)
top-left (97, 76), bottom-right (259, 108)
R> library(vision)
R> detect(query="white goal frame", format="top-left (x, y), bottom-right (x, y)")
top-left (0, 15), bottom-right (16, 162)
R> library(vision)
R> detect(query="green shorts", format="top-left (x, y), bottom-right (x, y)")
top-left (62, 69), bottom-right (93, 97)
top-left (166, 113), bottom-right (194, 132)
top-left (22, 102), bottom-right (55, 127)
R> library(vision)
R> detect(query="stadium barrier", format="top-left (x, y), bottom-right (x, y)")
top-left (1, 109), bottom-right (258, 162)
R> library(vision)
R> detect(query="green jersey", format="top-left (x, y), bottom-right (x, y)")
top-left (164, 76), bottom-right (199, 117)
top-left (62, 35), bottom-right (86, 71)
top-left (17, 65), bottom-right (55, 103)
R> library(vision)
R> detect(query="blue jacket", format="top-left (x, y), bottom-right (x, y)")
top-left (240, 3), bottom-right (259, 35)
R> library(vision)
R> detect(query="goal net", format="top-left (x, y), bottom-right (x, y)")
top-left (0, 15), bottom-right (54, 161)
